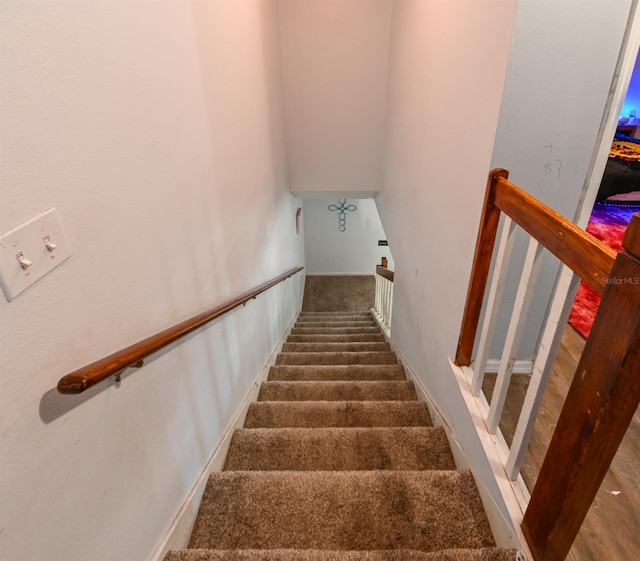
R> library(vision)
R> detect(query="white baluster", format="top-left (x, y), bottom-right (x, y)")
top-left (506, 266), bottom-right (580, 479)
top-left (472, 217), bottom-right (517, 395)
top-left (487, 238), bottom-right (544, 434)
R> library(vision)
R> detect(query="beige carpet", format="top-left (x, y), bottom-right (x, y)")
top-left (165, 550), bottom-right (517, 561)
top-left (165, 309), bottom-right (518, 561)
top-left (301, 276), bottom-right (375, 312)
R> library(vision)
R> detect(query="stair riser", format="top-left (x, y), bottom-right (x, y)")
top-left (188, 471), bottom-right (495, 551)
top-left (298, 312), bottom-right (372, 317)
top-left (296, 315), bottom-right (376, 320)
top-left (282, 343), bottom-right (390, 353)
top-left (294, 323), bottom-right (378, 330)
top-left (297, 314), bottom-right (373, 318)
top-left (276, 352), bottom-right (397, 366)
top-left (258, 381), bottom-right (418, 401)
top-left (224, 427), bottom-right (456, 471)
top-left (165, 549), bottom-right (519, 561)
top-left (268, 364), bottom-right (406, 381)
top-left (296, 318), bottom-right (376, 327)
top-left (244, 401), bottom-right (434, 428)
top-left (291, 327), bottom-right (381, 335)
top-left (286, 334), bottom-right (385, 343)
top-left (297, 316), bottom-right (375, 319)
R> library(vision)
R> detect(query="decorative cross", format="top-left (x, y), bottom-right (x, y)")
top-left (328, 199), bottom-right (357, 232)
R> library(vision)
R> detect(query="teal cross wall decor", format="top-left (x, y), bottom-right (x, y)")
top-left (328, 199), bottom-right (357, 232)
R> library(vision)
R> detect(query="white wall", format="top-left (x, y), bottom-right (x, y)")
top-left (376, 0), bottom-right (632, 533)
top-left (303, 198), bottom-right (394, 274)
top-left (278, 0), bottom-right (393, 197)
top-left (376, 0), bottom-right (518, 526)
top-left (0, 2), bottom-right (304, 560)
top-left (621, 47), bottom-right (640, 121)
top-left (488, 0), bottom-right (632, 357)
top-left (491, 0), bottom-right (632, 217)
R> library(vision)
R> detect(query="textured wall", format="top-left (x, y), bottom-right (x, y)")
top-left (0, 2), bottom-right (304, 560)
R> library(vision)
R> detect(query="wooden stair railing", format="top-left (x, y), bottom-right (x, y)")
top-left (57, 266), bottom-right (304, 394)
top-left (455, 168), bottom-right (640, 561)
top-left (456, 168), bottom-right (616, 366)
top-left (376, 264), bottom-right (395, 283)
top-left (374, 259), bottom-right (394, 331)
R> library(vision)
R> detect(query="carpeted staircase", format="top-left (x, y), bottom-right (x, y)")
top-left (165, 311), bottom-right (517, 561)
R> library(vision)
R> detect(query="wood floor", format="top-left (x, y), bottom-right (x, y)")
top-left (482, 324), bottom-right (640, 561)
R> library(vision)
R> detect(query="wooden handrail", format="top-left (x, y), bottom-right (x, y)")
top-left (376, 265), bottom-right (394, 282)
top-left (57, 266), bottom-right (304, 394)
top-left (494, 176), bottom-right (616, 291)
top-left (455, 169), bottom-right (616, 366)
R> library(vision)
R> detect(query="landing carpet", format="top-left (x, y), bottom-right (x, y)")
top-left (568, 202), bottom-right (640, 338)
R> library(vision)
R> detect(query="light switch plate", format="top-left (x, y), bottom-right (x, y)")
top-left (0, 208), bottom-right (72, 301)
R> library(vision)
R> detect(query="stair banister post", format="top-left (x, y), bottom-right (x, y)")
top-left (522, 213), bottom-right (640, 561)
top-left (455, 168), bottom-right (508, 366)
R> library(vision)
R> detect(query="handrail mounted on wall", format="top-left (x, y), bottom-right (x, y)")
top-left (57, 266), bottom-right (304, 395)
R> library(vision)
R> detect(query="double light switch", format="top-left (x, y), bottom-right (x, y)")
top-left (0, 208), bottom-right (72, 301)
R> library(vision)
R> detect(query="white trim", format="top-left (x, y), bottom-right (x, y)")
top-left (487, 239), bottom-right (544, 434)
top-left (370, 307), bottom-right (391, 338)
top-left (149, 311), bottom-right (300, 561)
top-left (451, 361), bottom-right (533, 561)
top-left (472, 217), bottom-right (517, 394)
top-left (484, 359), bottom-right (533, 375)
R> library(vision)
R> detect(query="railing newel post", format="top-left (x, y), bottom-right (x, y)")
top-left (455, 168), bottom-right (508, 366)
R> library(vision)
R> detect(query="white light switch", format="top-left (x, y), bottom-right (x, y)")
top-left (0, 208), bottom-right (72, 301)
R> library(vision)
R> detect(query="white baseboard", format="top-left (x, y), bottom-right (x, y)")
top-left (370, 308), bottom-right (391, 338)
top-left (149, 311), bottom-right (300, 561)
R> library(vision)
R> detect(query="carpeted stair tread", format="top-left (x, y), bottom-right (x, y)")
top-left (287, 334), bottom-right (385, 343)
top-left (165, 548), bottom-right (518, 561)
top-left (258, 381), bottom-right (418, 401)
top-left (296, 316), bottom-right (374, 322)
top-left (188, 470), bottom-right (495, 551)
top-left (224, 427), bottom-right (456, 471)
top-left (276, 351), bottom-right (397, 366)
top-left (244, 401), bottom-right (433, 428)
top-left (294, 321), bottom-right (377, 328)
top-left (282, 342), bottom-right (390, 353)
top-left (268, 364), bottom-right (406, 382)
top-left (291, 327), bottom-right (382, 335)
top-left (299, 311), bottom-right (372, 317)
top-left (296, 316), bottom-right (376, 321)
top-left (294, 321), bottom-right (375, 326)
